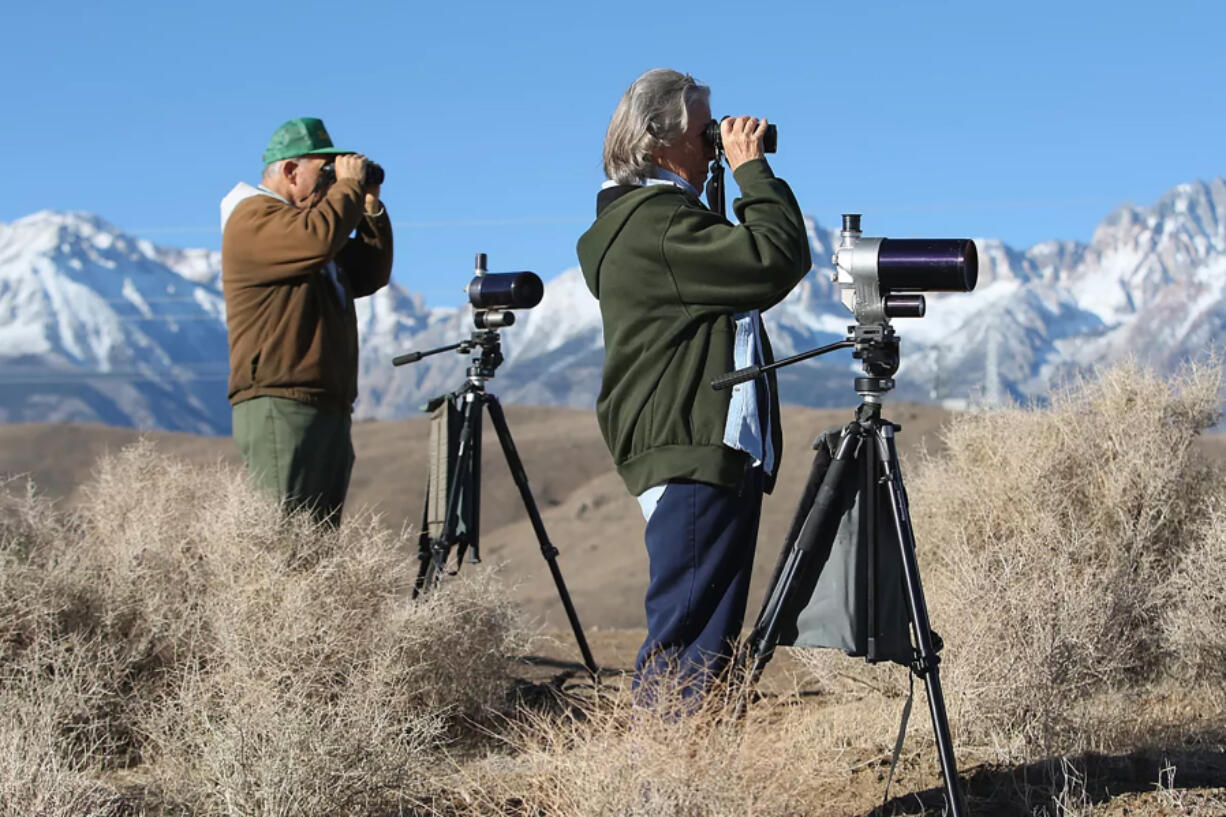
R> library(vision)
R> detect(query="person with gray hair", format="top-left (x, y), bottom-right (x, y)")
top-left (602, 69), bottom-right (711, 185)
top-left (578, 68), bottom-right (812, 702)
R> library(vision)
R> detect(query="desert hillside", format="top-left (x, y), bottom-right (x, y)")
top-left (0, 402), bottom-right (953, 630)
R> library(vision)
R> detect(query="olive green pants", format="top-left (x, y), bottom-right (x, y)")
top-left (232, 396), bottom-right (355, 526)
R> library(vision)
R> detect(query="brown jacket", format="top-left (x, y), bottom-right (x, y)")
top-left (221, 178), bottom-right (393, 412)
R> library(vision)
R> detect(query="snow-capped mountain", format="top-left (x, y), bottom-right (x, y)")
top-left (3, 174), bottom-right (1224, 434)
top-left (0, 212), bottom-right (230, 432)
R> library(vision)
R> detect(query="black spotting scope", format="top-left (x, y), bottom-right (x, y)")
top-left (467, 270), bottom-right (544, 311)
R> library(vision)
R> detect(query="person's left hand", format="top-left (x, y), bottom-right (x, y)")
top-left (365, 187), bottom-right (381, 215)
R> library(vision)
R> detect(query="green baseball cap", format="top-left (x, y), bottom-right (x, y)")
top-left (261, 117), bottom-right (352, 164)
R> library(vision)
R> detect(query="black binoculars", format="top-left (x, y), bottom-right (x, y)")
top-left (320, 160), bottom-right (385, 188)
top-left (703, 118), bottom-right (778, 154)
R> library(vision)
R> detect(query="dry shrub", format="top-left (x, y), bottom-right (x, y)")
top-left (0, 474), bottom-right (158, 768)
top-left (909, 360), bottom-right (1225, 758)
top-left (1161, 501), bottom-right (1226, 685)
top-left (0, 636), bottom-right (126, 817)
top-left (0, 442), bottom-right (528, 816)
top-left (0, 482), bottom-right (127, 816)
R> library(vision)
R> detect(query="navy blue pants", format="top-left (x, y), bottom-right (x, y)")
top-left (635, 469), bottom-right (763, 699)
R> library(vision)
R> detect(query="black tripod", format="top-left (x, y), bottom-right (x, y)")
top-left (715, 323), bottom-right (967, 816)
top-left (393, 327), bottom-right (599, 679)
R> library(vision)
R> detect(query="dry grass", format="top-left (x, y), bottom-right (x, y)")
top-left (458, 359), bottom-right (1226, 817)
top-left (3, 360), bottom-right (1226, 816)
top-left (0, 443), bottom-right (526, 816)
top-left (446, 673), bottom-right (916, 817)
top-left (909, 360), bottom-right (1226, 759)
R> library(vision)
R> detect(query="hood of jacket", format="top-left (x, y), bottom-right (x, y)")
top-left (219, 182), bottom-right (290, 232)
top-left (576, 184), bottom-right (688, 301)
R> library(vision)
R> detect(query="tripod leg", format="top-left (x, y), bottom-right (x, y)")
top-left (413, 472), bottom-right (435, 598)
top-left (483, 396), bottom-right (599, 679)
top-left (468, 393), bottom-right (482, 564)
top-left (873, 422), bottom-right (968, 817)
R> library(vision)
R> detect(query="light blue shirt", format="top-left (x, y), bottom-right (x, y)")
top-left (646, 166), bottom-right (701, 197)
top-left (601, 165), bottom-right (701, 198)
top-left (723, 310), bottom-right (775, 475)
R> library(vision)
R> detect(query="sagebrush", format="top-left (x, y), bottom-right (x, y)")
top-left (911, 360), bottom-right (1226, 758)
top-left (0, 444), bottom-right (525, 816)
top-left (3, 360), bottom-right (1225, 816)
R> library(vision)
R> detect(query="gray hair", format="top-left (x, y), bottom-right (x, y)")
top-left (602, 68), bottom-right (710, 185)
top-left (262, 159), bottom-right (289, 182)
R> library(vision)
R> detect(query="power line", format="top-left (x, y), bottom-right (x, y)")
top-left (0, 372), bottom-right (229, 385)
top-left (0, 361), bottom-right (230, 385)
top-left (123, 198), bottom-right (1127, 237)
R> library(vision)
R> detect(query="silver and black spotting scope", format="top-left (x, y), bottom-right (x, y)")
top-left (832, 214), bottom-right (978, 325)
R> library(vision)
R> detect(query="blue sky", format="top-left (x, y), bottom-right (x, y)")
top-left (3, 0), bottom-right (1223, 306)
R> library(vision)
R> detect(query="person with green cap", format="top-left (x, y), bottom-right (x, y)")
top-left (220, 117), bottom-right (392, 526)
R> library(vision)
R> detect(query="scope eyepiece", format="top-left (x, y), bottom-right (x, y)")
top-left (883, 294), bottom-right (926, 318)
top-left (467, 271), bottom-right (544, 311)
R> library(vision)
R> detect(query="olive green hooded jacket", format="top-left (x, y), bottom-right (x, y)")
top-left (577, 159), bottom-right (811, 495)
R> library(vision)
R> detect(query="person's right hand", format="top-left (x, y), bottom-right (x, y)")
top-left (335, 153), bottom-right (369, 183)
top-left (721, 117), bottom-right (769, 171)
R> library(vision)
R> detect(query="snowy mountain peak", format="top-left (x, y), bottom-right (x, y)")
top-left (4, 174), bottom-right (1226, 432)
top-left (0, 210), bottom-right (230, 431)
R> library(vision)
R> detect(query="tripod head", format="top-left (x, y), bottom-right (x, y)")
top-left (711, 320), bottom-right (901, 405)
top-left (391, 326), bottom-right (505, 391)
top-left (462, 329), bottom-right (504, 387)
top-left (851, 323), bottom-right (900, 404)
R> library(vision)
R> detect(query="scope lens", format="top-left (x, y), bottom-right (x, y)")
top-left (467, 271), bottom-right (544, 310)
top-left (877, 239), bottom-right (978, 293)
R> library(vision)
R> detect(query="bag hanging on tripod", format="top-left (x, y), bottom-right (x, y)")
top-left (419, 393), bottom-right (477, 573)
top-left (424, 394), bottom-right (462, 540)
top-left (760, 427), bottom-right (912, 665)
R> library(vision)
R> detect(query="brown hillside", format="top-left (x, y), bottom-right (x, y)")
top-left (0, 403), bottom-right (950, 631)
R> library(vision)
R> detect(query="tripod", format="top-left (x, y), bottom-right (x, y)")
top-left (716, 323), bottom-right (968, 816)
top-left (393, 328), bottom-right (599, 679)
